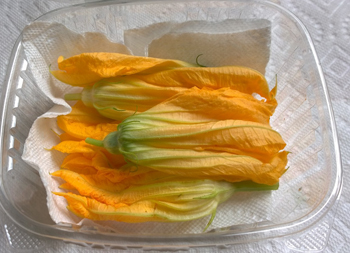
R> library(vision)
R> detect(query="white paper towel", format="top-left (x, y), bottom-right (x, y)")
top-left (125, 19), bottom-right (271, 73)
top-left (21, 19), bottom-right (274, 233)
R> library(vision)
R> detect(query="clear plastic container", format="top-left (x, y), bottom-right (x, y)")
top-left (0, 0), bottom-right (342, 250)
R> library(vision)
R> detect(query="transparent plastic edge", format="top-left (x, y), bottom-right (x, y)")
top-left (0, 0), bottom-right (343, 248)
top-left (0, 35), bottom-right (23, 191)
top-left (268, 0), bottom-right (343, 227)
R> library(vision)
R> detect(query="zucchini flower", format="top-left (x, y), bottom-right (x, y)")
top-left (64, 66), bottom-right (277, 122)
top-left (63, 63), bottom-right (276, 122)
top-left (52, 168), bottom-right (278, 226)
top-left (86, 87), bottom-right (288, 186)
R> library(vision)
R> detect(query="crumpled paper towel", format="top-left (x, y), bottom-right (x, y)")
top-left (21, 19), bottom-right (274, 234)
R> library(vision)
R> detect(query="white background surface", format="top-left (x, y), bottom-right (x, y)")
top-left (0, 0), bottom-right (349, 252)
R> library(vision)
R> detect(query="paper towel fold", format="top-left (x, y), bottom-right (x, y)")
top-left (21, 19), bottom-right (274, 233)
top-left (125, 19), bottom-right (270, 73)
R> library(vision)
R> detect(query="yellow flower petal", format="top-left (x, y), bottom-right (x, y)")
top-left (51, 52), bottom-right (194, 86)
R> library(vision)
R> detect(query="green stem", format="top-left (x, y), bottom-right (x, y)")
top-left (195, 54), bottom-right (206, 67)
top-left (203, 209), bottom-right (216, 232)
top-left (64, 93), bottom-right (82, 101)
top-left (85, 138), bottom-right (104, 147)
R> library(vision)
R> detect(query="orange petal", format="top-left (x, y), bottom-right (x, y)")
top-left (62, 101), bottom-right (114, 124)
top-left (61, 153), bottom-right (97, 174)
top-left (135, 87), bottom-right (275, 124)
top-left (57, 117), bottom-right (118, 141)
top-left (50, 53), bottom-right (194, 86)
top-left (52, 140), bottom-right (100, 154)
top-left (135, 66), bottom-right (272, 101)
top-left (57, 101), bottom-right (118, 140)
top-left (59, 132), bottom-right (81, 142)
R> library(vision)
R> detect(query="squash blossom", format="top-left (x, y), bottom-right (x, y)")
top-left (86, 87), bottom-right (288, 186)
top-left (64, 66), bottom-right (277, 121)
top-left (52, 168), bottom-right (278, 226)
